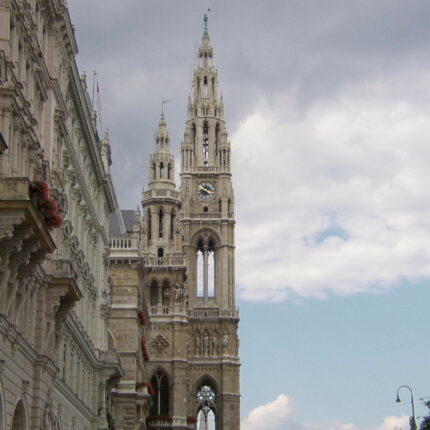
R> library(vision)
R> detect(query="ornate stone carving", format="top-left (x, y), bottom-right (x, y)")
top-left (222, 332), bottom-right (230, 350)
top-left (150, 334), bottom-right (169, 356)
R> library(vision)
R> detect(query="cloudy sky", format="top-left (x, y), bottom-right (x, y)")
top-left (68, 1), bottom-right (430, 428)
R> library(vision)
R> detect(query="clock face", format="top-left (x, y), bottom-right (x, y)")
top-left (196, 181), bottom-right (215, 200)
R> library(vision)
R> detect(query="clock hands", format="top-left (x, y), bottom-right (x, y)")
top-left (198, 185), bottom-right (212, 194)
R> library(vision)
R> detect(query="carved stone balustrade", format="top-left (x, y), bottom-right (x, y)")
top-left (146, 416), bottom-right (174, 429)
top-left (143, 256), bottom-right (186, 271)
top-left (142, 188), bottom-right (182, 205)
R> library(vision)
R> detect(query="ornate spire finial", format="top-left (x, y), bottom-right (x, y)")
top-left (203, 9), bottom-right (211, 36)
top-left (160, 98), bottom-right (168, 124)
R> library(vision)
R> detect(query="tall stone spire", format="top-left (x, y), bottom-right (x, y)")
top-left (148, 113), bottom-right (176, 190)
top-left (181, 13), bottom-right (230, 172)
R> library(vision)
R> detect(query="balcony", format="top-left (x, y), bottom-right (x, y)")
top-left (188, 309), bottom-right (240, 321)
top-left (146, 416), bottom-right (173, 429)
top-left (142, 189), bottom-right (181, 204)
top-left (143, 256), bottom-right (186, 271)
top-left (0, 177), bottom-right (56, 252)
top-left (109, 236), bottom-right (139, 258)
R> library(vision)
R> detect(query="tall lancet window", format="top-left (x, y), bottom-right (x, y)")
top-left (197, 240), bottom-right (204, 297)
top-left (158, 208), bottom-right (164, 238)
top-left (147, 210), bottom-right (152, 240)
top-left (203, 122), bottom-right (209, 159)
top-left (208, 239), bottom-right (215, 297)
top-left (159, 162), bottom-right (164, 179)
top-left (150, 371), bottom-right (170, 416)
top-left (170, 210), bottom-right (176, 239)
top-left (192, 123), bottom-right (197, 155)
top-left (196, 237), bottom-right (216, 299)
top-left (153, 162), bottom-right (156, 179)
top-left (215, 123), bottom-right (220, 156)
top-left (203, 76), bottom-right (208, 98)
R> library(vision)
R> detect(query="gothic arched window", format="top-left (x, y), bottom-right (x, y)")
top-left (204, 76), bottom-right (208, 98)
top-left (167, 163), bottom-right (171, 179)
top-left (11, 399), bottom-right (26, 430)
top-left (197, 384), bottom-right (216, 430)
top-left (150, 371), bottom-right (170, 416)
top-left (215, 123), bottom-right (220, 156)
top-left (197, 239), bottom-right (204, 297)
top-left (153, 162), bottom-right (156, 179)
top-left (159, 162), bottom-right (164, 179)
top-left (208, 239), bottom-right (215, 297)
top-left (195, 237), bottom-right (216, 299)
top-left (157, 248), bottom-right (164, 257)
top-left (203, 122), bottom-right (209, 159)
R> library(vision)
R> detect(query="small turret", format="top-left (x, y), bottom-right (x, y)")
top-left (148, 113), bottom-right (176, 190)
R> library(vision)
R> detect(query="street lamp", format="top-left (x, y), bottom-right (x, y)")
top-left (396, 385), bottom-right (417, 430)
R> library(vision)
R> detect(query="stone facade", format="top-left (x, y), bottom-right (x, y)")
top-left (108, 210), bottom-right (151, 430)
top-left (0, 2), bottom-right (122, 430)
top-left (108, 15), bottom-right (240, 430)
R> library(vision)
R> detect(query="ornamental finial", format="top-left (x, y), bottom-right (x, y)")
top-left (204, 9), bottom-right (211, 33)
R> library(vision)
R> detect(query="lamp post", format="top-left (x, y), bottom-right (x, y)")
top-left (396, 385), bottom-right (417, 430)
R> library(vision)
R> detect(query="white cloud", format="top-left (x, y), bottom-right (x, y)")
top-left (241, 395), bottom-right (409, 430)
top-left (241, 394), bottom-right (295, 430)
top-left (233, 74), bottom-right (430, 301)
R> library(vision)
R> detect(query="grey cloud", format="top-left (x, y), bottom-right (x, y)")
top-left (68, 0), bottom-right (430, 213)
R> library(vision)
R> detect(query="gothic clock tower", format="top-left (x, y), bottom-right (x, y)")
top-left (142, 15), bottom-right (240, 430)
top-left (179, 14), bottom-right (240, 429)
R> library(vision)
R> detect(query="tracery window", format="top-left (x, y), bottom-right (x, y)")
top-left (197, 384), bottom-right (216, 430)
top-left (150, 371), bottom-right (169, 416)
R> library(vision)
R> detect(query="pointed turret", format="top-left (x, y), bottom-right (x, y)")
top-left (148, 113), bottom-right (176, 190)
